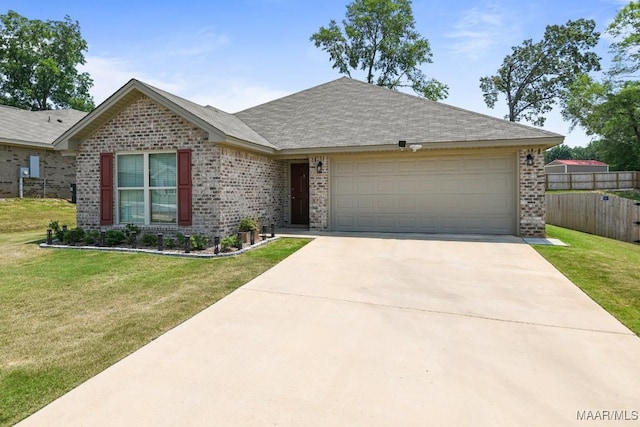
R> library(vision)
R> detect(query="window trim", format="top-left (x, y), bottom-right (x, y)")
top-left (115, 151), bottom-right (177, 225)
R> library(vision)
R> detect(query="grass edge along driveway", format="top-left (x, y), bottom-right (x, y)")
top-left (0, 199), bottom-right (310, 426)
top-left (535, 224), bottom-right (640, 337)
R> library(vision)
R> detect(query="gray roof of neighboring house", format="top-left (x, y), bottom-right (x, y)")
top-left (0, 105), bottom-right (87, 148)
top-left (235, 77), bottom-right (562, 150)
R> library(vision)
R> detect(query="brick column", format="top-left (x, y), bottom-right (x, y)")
top-left (519, 149), bottom-right (546, 237)
top-left (309, 156), bottom-right (329, 231)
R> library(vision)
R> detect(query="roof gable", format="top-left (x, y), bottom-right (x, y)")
top-left (54, 79), bottom-right (275, 152)
top-left (235, 77), bottom-right (563, 151)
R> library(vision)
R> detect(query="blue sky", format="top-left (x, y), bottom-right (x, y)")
top-left (2, 0), bottom-right (630, 147)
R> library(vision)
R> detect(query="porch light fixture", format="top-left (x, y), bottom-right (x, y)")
top-left (398, 140), bottom-right (406, 149)
top-left (526, 154), bottom-right (534, 166)
top-left (316, 161), bottom-right (323, 173)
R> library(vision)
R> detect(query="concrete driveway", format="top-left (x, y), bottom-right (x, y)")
top-left (18, 235), bottom-right (640, 426)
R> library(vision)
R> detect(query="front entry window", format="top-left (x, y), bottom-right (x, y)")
top-left (117, 153), bottom-right (176, 224)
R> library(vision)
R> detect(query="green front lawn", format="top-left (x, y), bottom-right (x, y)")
top-left (535, 225), bottom-right (640, 336)
top-left (0, 199), bottom-right (310, 426)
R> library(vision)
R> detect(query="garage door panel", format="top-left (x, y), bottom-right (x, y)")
top-left (375, 161), bottom-right (395, 173)
top-left (376, 180), bottom-right (395, 193)
top-left (334, 177), bottom-right (354, 193)
top-left (397, 160), bottom-right (423, 173)
top-left (487, 157), bottom-right (510, 170)
top-left (376, 197), bottom-right (395, 211)
top-left (355, 197), bottom-right (373, 209)
top-left (463, 158), bottom-right (485, 171)
top-left (356, 162), bottom-right (374, 173)
top-left (332, 154), bottom-right (516, 234)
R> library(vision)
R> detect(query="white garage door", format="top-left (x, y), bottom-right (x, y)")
top-left (332, 154), bottom-right (516, 234)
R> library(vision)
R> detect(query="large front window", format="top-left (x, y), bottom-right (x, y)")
top-left (117, 152), bottom-right (177, 224)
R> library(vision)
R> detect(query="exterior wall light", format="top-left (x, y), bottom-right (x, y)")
top-left (526, 154), bottom-right (534, 166)
top-left (316, 161), bottom-right (323, 173)
top-left (398, 140), bottom-right (406, 150)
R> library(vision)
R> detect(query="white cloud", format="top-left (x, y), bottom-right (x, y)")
top-left (445, 5), bottom-right (513, 60)
top-left (81, 55), bottom-right (290, 113)
top-left (188, 80), bottom-right (291, 113)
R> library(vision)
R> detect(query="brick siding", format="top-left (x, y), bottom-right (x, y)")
top-left (0, 144), bottom-right (75, 198)
top-left (76, 95), bottom-right (217, 236)
top-left (75, 94), bottom-right (285, 240)
top-left (218, 146), bottom-right (285, 237)
top-left (519, 149), bottom-right (546, 237)
top-left (309, 155), bottom-right (329, 231)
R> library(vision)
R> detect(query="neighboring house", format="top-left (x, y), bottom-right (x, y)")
top-left (0, 105), bottom-right (87, 198)
top-left (53, 78), bottom-right (562, 238)
top-left (544, 159), bottom-right (609, 174)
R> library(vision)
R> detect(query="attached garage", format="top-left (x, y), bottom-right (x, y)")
top-left (332, 152), bottom-right (517, 234)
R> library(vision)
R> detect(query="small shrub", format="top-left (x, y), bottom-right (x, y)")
top-left (238, 216), bottom-right (259, 232)
top-left (220, 235), bottom-right (239, 252)
top-left (141, 233), bottom-right (158, 247)
top-left (105, 230), bottom-right (125, 246)
top-left (190, 234), bottom-right (210, 251)
top-left (60, 227), bottom-right (85, 245)
top-left (84, 230), bottom-right (100, 245)
top-left (175, 232), bottom-right (185, 246)
top-left (48, 220), bottom-right (63, 241)
top-left (164, 237), bottom-right (175, 249)
top-left (124, 223), bottom-right (140, 245)
top-left (124, 223), bottom-right (141, 236)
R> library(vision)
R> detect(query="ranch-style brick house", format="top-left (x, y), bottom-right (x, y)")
top-left (53, 77), bottom-right (562, 238)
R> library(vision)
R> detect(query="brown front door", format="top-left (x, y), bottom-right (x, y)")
top-left (290, 163), bottom-right (309, 225)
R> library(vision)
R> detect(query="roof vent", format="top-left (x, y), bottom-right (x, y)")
top-left (57, 118), bottom-right (63, 123)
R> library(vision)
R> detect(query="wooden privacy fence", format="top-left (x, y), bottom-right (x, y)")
top-left (546, 192), bottom-right (640, 243)
top-left (546, 171), bottom-right (640, 191)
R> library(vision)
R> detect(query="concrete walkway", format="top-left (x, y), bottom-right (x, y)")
top-left (18, 235), bottom-right (640, 426)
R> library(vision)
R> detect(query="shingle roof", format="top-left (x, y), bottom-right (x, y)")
top-left (235, 77), bottom-right (562, 150)
top-left (136, 81), bottom-right (275, 149)
top-left (0, 105), bottom-right (87, 147)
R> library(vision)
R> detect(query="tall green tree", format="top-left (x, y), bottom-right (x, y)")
top-left (0, 10), bottom-right (94, 111)
top-left (310, 0), bottom-right (448, 101)
top-left (479, 19), bottom-right (600, 126)
top-left (608, 1), bottom-right (640, 77)
top-left (545, 144), bottom-right (574, 163)
top-left (563, 74), bottom-right (640, 170)
top-left (544, 143), bottom-right (602, 163)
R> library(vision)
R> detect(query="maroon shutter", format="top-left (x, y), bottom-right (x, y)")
top-left (100, 153), bottom-right (114, 225)
top-left (177, 149), bottom-right (192, 226)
